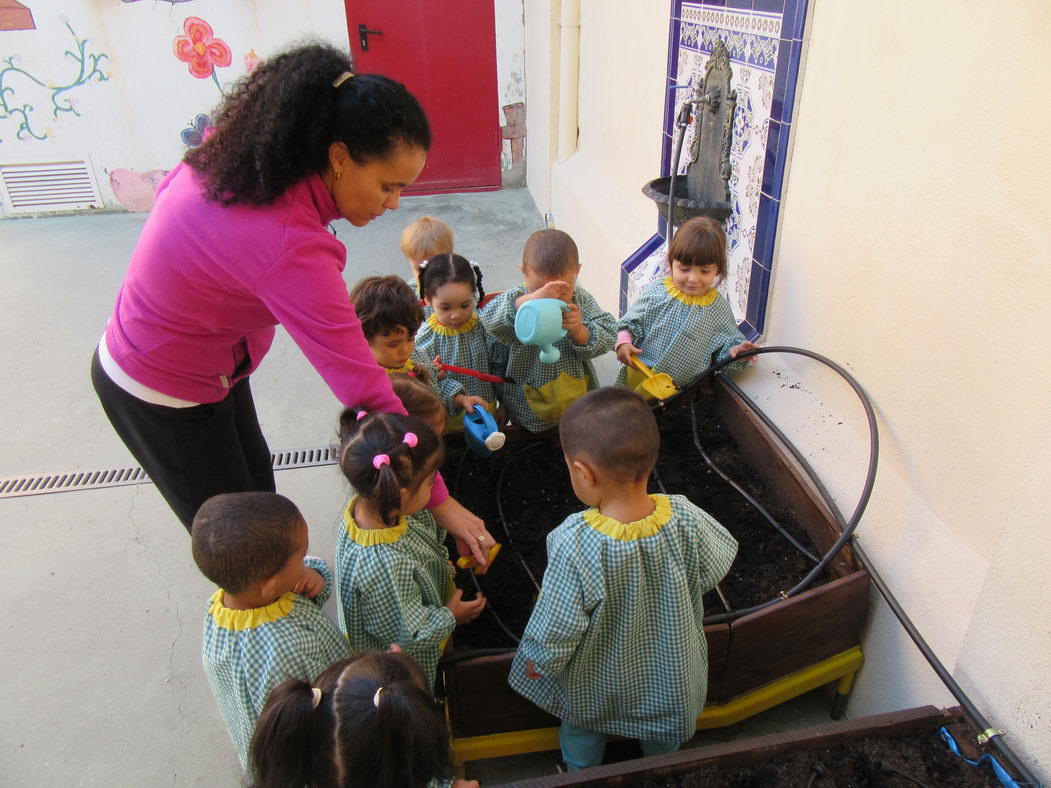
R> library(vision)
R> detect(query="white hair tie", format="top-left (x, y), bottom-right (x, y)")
top-left (373, 686), bottom-right (384, 707)
top-left (311, 687), bottom-right (323, 708)
top-left (333, 71), bottom-right (355, 88)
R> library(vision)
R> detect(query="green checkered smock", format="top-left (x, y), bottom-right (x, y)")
top-left (201, 556), bottom-right (349, 767)
top-left (509, 494), bottom-right (738, 741)
top-left (415, 313), bottom-right (509, 430)
top-left (385, 351), bottom-right (465, 417)
top-left (335, 498), bottom-right (456, 687)
top-left (481, 284), bottom-right (616, 432)
top-left (616, 278), bottom-right (747, 394)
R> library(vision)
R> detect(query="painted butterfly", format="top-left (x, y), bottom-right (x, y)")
top-left (180, 113), bottom-right (212, 148)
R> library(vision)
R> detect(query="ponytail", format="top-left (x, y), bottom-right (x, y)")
top-left (248, 678), bottom-right (328, 787)
top-left (419, 253), bottom-right (485, 303)
top-left (338, 411), bottom-right (443, 527)
top-left (185, 43), bottom-right (430, 206)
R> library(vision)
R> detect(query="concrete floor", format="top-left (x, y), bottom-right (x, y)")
top-left (0, 190), bottom-right (831, 787)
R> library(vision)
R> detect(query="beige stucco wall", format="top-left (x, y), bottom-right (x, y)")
top-left (526, 0), bottom-right (1050, 778)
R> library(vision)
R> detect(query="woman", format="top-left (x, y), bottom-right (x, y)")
top-left (91, 43), bottom-right (492, 562)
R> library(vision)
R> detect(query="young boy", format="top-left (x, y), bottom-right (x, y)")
top-left (400, 215), bottom-right (454, 297)
top-left (349, 275), bottom-right (485, 417)
top-left (192, 492), bottom-right (349, 768)
top-left (480, 229), bottom-right (616, 432)
top-left (509, 388), bottom-right (738, 770)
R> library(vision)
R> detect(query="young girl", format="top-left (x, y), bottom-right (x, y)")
top-left (350, 275), bottom-right (487, 418)
top-left (334, 411), bottom-right (486, 686)
top-left (390, 372), bottom-right (448, 437)
top-left (615, 216), bottom-right (756, 395)
top-left (249, 651), bottom-right (478, 788)
top-left (414, 254), bottom-right (508, 431)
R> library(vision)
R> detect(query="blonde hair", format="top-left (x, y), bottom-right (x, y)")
top-left (400, 216), bottom-right (454, 263)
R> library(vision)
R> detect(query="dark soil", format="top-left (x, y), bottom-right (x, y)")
top-left (624, 719), bottom-right (1003, 787)
top-left (447, 389), bottom-right (832, 651)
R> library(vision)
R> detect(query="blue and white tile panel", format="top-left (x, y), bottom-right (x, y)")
top-left (620, 0), bottom-right (809, 340)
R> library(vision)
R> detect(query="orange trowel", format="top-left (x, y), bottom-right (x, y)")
top-left (630, 355), bottom-right (679, 400)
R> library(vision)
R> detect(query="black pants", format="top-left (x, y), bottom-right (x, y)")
top-left (91, 349), bottom-right (275, 532)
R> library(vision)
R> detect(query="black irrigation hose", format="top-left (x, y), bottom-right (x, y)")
top-left (466, 567), bottom-right (520, 645)
top-left (717, 372), bottom-right (1041, 787)
top-left (687, 386), bottom-right (820, 563)
top-left (494, 442), bottom-right (544, 593)
top-left (671, 347), bottom-right (878, 626)
top-left (877, 761), bottom-right (930, 788)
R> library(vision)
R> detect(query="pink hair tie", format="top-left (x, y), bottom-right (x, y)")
top-left (356, 410), bottom-right (368, 421)
top-left (403, 432), bottom-right (418, 448)
top-left (372, 454), bottom-right (390, 469)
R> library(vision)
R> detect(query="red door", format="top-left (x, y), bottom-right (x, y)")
top-left (345, 1), bottom-right (502, 193)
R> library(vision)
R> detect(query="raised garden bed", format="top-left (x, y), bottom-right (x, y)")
top-left (490, 706), bottom-right (1007, 787)
top-left (440, 378), bottom-right (871, 751)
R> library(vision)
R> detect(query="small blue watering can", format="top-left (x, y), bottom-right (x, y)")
top-left (463, 406), bottom-right (505, 457)
top-left (515, 298), bottom-right (570, 363)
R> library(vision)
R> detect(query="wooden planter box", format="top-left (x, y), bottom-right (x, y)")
top-left (443, 379), bottom-right (870, 754)
top-left (492, 706), bottom-right (983, 787)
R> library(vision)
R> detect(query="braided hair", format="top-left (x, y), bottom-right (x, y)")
top-left (418, 253), bottom-right (485, 304)
top-left (338, 411), bottom-right (442, 527)
top-left (184, 42), bottom-right (430, 205)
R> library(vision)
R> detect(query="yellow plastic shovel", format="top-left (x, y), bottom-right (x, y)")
top-left (630, 355), bottom-right (679, 400)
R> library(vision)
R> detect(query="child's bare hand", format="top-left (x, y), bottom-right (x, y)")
top-left (616, 342), bottom-right (642, 366)
top-left (454, 394), bottom-right (489, 414)
top-left (432, 354), bottom-right (447, 380)
top-left (293, 567), bottom-right (325, 598)
top-left (729, 341), bottom-right (758, 363)
top-left (448, 588), bottom-right (487, 624)
top-left (524, 659), bottom-right (542, 680)
top-left (534, 280), bottom-right (572, 302)
top-left (563, 303), bottom-right (589, 345)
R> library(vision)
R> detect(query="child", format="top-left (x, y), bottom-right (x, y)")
top-left (509, 388), bottom-right (738, 771)
top-left (334, 410), bottom-right (486, 685)
top-left (192, 492), bottom-right (349, 768)
top-left (249, 651), bottom-right (478, 788)
top-left (390, 371), bottom-right (448, 436)
top-left (401, 215), bottom-right (454, 298)
top-left (481, 229), bottom-right (616, 432)
top-left (415, 253), bottom-right (508, 430)
top-left (615, 216), bottom-right (756, 395)
top-left (349, 275), bottom-right (487, 417)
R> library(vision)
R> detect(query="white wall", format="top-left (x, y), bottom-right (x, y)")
top-left (495, 0), bottom-right (527, 180)
top-left (527, 0), bottom-right (1050, 779)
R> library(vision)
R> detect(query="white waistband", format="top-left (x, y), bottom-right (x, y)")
top-left (98, 333), bottom-right (200, 408)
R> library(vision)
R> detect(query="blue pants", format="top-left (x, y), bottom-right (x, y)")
top-left (559, 721), bottom-right (681, 771)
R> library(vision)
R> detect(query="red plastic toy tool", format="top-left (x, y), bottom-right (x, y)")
top-left (433, 357), bottom-right (510, 384)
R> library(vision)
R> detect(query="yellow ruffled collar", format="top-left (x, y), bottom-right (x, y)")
top-left (384, 359), bottom-right (415, 376)
top-left (343, 496), bottom-right (408, 545)
top-left (664, 277), bottom-right (718, 307)
top-left (208, 589), bottom-right (296, 631)
top-left (583, 495), bottom-right (672, 541)
top-left (427, 313), bottom-right (478, 336)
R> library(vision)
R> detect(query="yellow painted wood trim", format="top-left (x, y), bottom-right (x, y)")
top-left (450, 647), bottom-right (864, 763)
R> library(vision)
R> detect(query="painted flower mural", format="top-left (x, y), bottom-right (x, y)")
top-left (173, 17), bottom-right (231, 91)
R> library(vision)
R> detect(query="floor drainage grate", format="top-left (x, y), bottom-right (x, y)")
top-left (0, 445), bottom-right (338, 500)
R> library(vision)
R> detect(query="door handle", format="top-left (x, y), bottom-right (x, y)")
top-left (358, 24), bottom-right (383, 52)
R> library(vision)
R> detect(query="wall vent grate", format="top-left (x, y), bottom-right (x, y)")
top-left (0, 445), bottom-right (337, 500)
top-left (0, 157), bottom-right (102, 214)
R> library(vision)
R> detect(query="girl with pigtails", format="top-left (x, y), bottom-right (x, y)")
top-left (334, 411), bottom-right (486, 687)
top-left (249, 651), bottom-right (479, 788)
top-left (414, 254), bottom-right (509, 430)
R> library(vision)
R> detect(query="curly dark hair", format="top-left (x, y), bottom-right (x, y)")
top-left (184, 42), bottom-right (431, 205)
top-left (418, 253), bottom-right (485, 303)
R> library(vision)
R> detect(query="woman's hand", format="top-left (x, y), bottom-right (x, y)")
top-left (430, 495), bottom-right (495, 569)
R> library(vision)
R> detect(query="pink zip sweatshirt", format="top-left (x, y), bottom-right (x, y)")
top-left (103, 163), bottom-right (448, 504)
